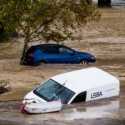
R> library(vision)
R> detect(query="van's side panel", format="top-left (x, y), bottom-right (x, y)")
top-left (86, 83), bottom-right (120, 101)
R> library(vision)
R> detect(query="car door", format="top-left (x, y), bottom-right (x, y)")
top-left (58, 46), bottom-right (78, 63)
top-left (43, 45), bottom-right (63, 63)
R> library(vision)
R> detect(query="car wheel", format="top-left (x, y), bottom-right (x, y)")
top-left (40, 60), bottom-right (46, 65)
top-left (80, 60), bottom-right (89, 64)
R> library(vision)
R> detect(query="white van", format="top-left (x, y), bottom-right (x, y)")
top-left (23, 67), bottom-right (120, 105)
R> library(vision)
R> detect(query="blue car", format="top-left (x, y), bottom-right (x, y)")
top-left (23, 44), bottom-right (96, 65)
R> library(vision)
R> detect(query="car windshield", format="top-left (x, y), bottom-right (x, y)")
top-left (34, 79), bottom-right (75, 104)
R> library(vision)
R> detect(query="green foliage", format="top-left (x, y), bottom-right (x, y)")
top-left (0, 0), bottom-right (101, 63)
top-left (0, 0), bottom-right (100, 43)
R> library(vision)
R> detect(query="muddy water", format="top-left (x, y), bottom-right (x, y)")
top-left (0, 42), bottom-right (125, 124)
top-left (0, 8), bottom-right (125, 124)
top-left (0, 62), bottom-right (125, 125)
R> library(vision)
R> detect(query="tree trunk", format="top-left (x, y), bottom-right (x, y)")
top-left (86, 0), bottom-right (92, 4)
top-left (20, 26), bottom-right (31, 65)
top-left (0, 22), bottom-right (4, 34)
top-left (20, 37), bottom-right (30, 65)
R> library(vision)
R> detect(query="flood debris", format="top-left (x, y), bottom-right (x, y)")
top-left (0, 80), bottom-right (10, 94)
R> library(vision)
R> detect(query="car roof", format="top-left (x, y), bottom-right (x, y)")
top-left (51, 67), bottom-right (119, 93)
top-left (27, 44), bottom-right (74, 54)
top-left (27, 44), bottom-right (69, 53)
top-left (29, 44), bottom-right (65, 49)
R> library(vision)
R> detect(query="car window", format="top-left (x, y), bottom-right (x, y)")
top-left (34, 79), bottom-right (75, 104)
top-left (40, 46), bottom-right (59, 54)
top-left (71, 92), bottom-right (86, 104)
top-left (59, 47), bottom-right (73, 54)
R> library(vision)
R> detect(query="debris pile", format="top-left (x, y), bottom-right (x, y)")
top-left (0, 80), bottom-right (10, 94)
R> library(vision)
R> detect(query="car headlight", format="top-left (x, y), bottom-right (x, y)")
top-left (22, 98), bottom-right (39, 104)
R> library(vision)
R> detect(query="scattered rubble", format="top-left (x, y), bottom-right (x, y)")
top-left (0, 80), bottom-right (11, 94)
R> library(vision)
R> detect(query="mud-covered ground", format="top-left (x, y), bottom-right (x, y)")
top-left (0, 8), bottom-right (125, 125)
